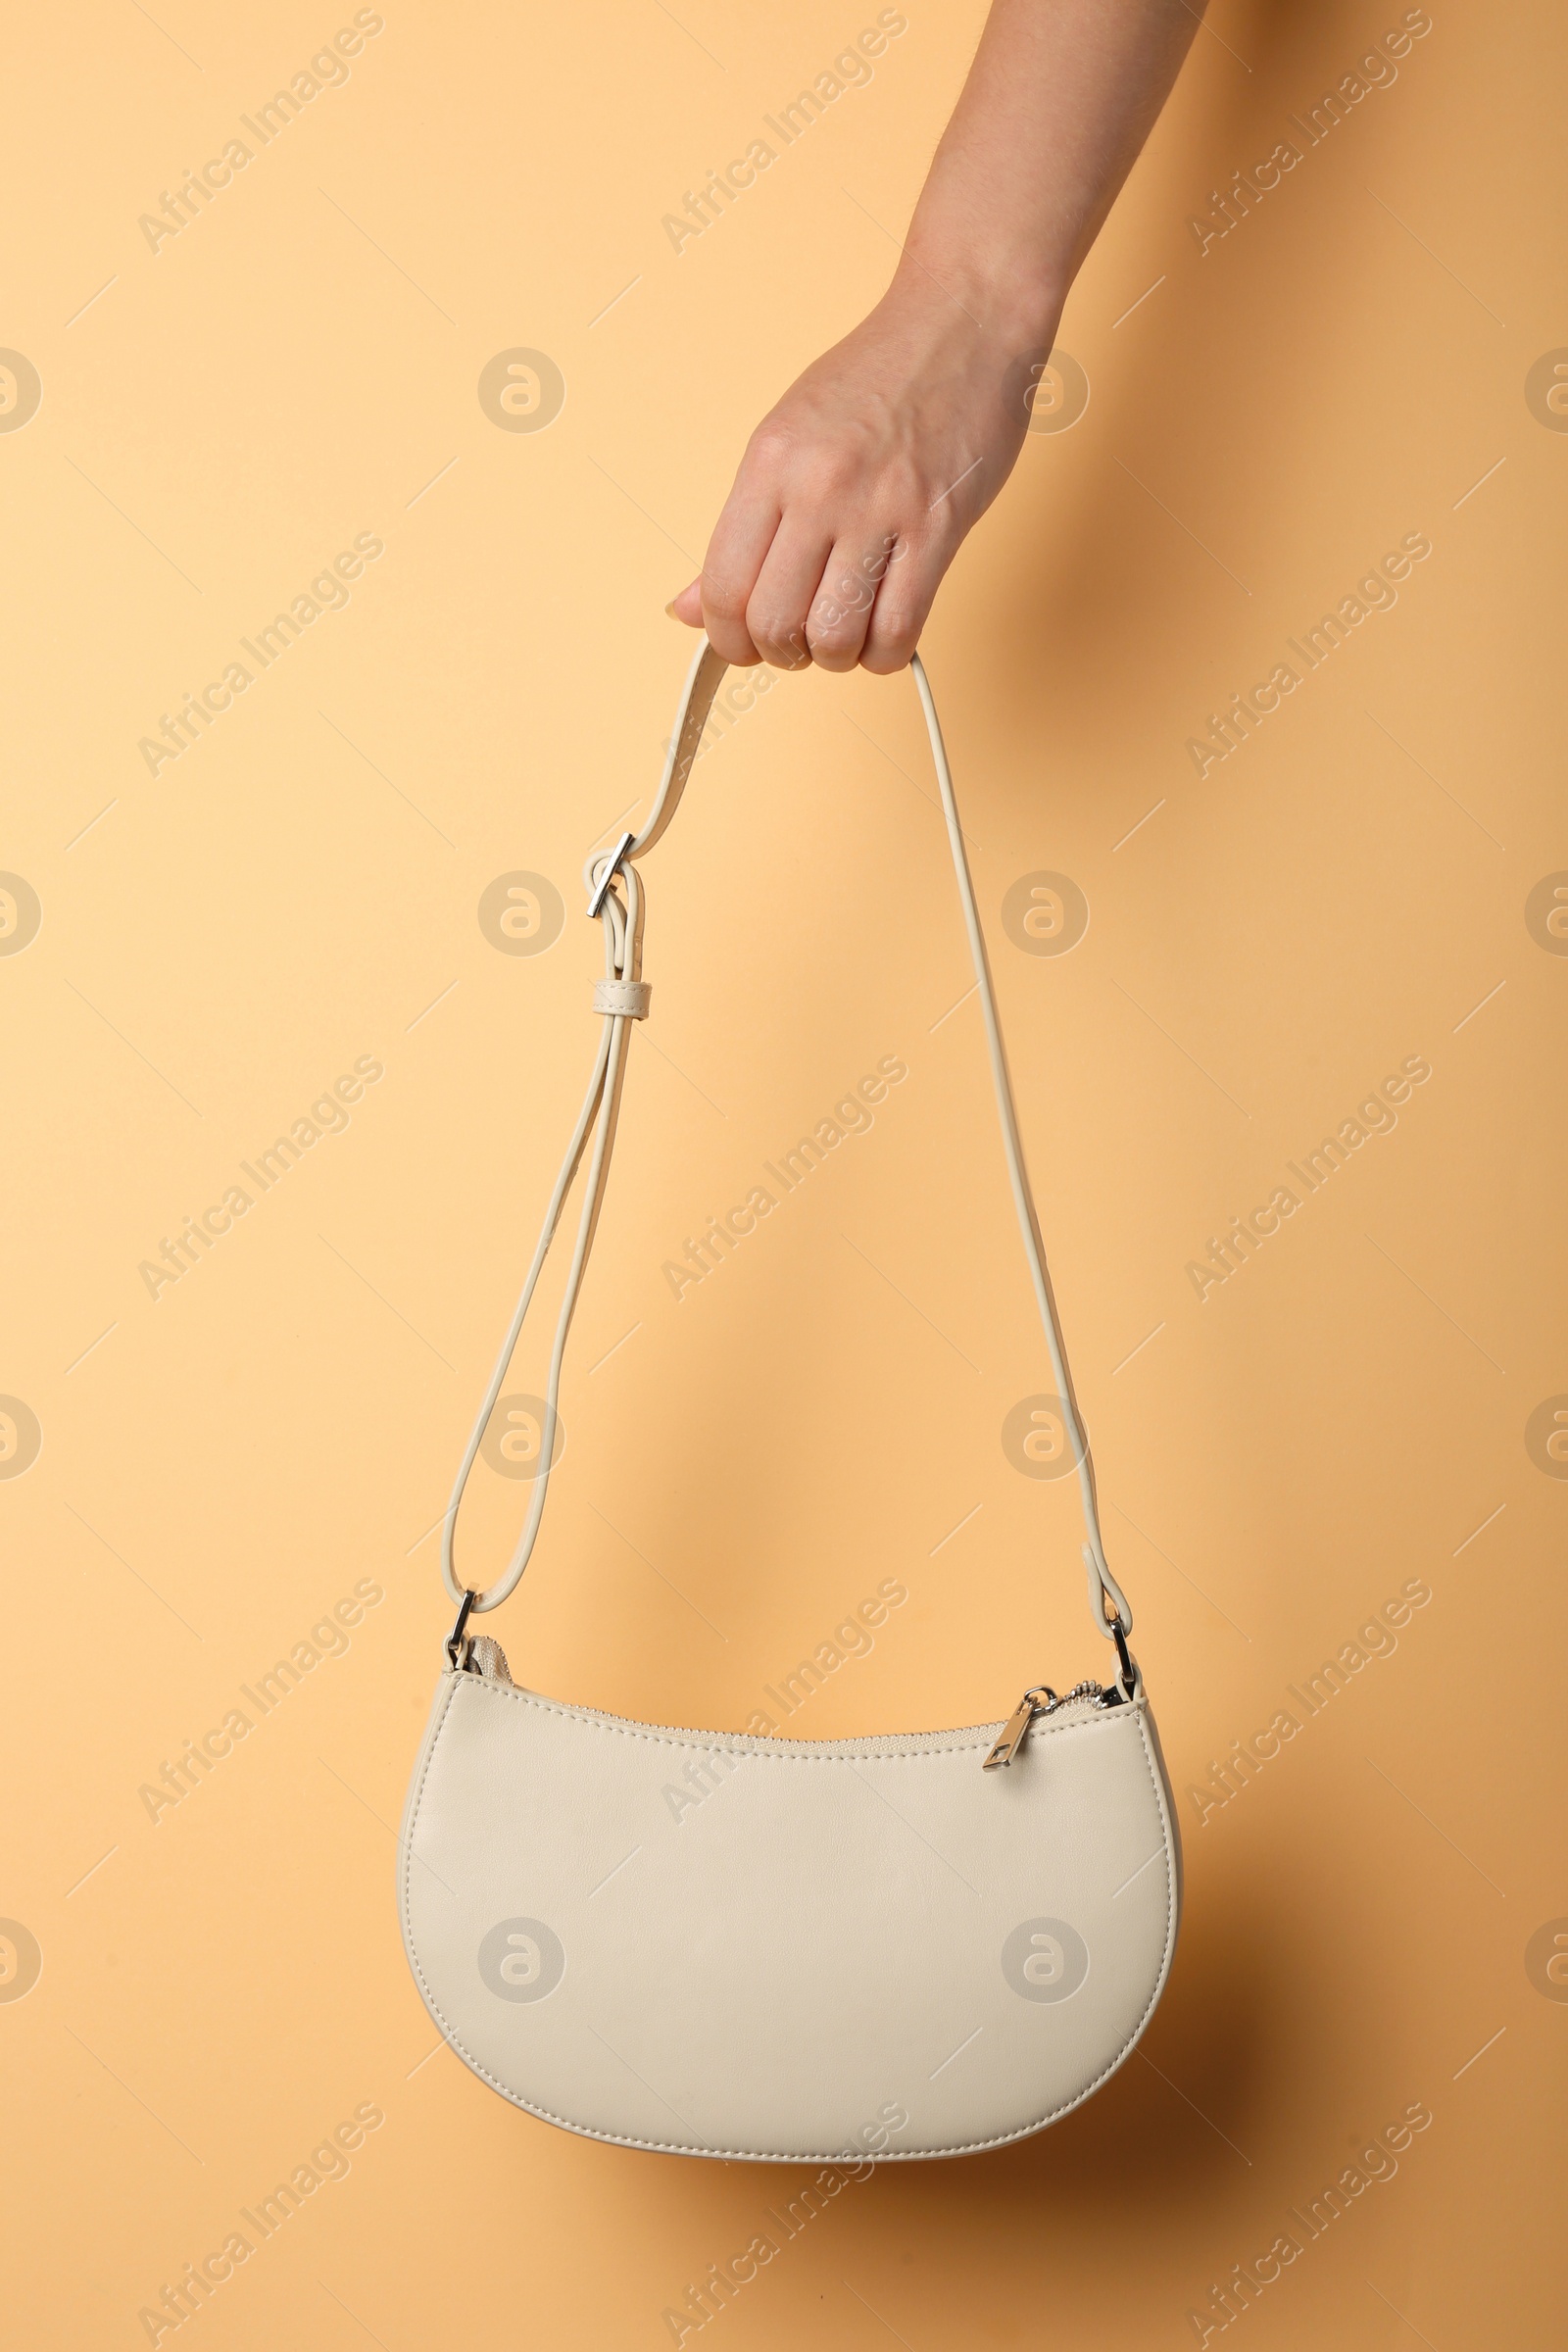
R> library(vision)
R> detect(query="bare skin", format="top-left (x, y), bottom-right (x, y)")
top-left (668, 0), bottom-right (1203, 672)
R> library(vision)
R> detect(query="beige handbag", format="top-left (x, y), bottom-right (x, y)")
top-left (399, 647), bottom-right (1180, 2161)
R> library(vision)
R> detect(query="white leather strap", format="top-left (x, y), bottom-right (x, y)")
top-left (441, 646), bottom-right (1131, 1643)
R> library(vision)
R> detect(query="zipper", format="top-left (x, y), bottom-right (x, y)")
top-left (454, 1637), bottom-right (1120, 1768)
top-left (459, 1634), bottom-right (515, 1684)
top-left (981, 1680), bottom-right (1111, 1772)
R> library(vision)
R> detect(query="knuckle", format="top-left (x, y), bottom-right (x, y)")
top-left (701, 571), bottom-right (748, 623)
top-left (807, 609), bottom-right (867, 671)
top-left (745, 422), bottom-right (796, 475)
top-left (747, 612), bottom-right (808, 668)
top-left (863, 609), bottom-right (920, 670)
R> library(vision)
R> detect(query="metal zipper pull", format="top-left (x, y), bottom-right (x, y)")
top-left (983, 1679), bottom-right (1114, 1771)
top-left (983, 1687), bottom-right (1055, 1772)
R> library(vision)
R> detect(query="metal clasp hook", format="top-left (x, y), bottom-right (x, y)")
top-left (1106, 1609), bottom-right (1138, 1700)
top-left (445, 1589), bottom-right (478, 1670)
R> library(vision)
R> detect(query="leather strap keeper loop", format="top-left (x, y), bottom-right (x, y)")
top-left (592, 978), bottom-right (651, 1019)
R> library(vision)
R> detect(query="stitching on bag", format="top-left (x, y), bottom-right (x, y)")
top-left (400, 1679), bottom-right (1177, 2162)
top-left (443, 1670), bottom-right (1127, 1762)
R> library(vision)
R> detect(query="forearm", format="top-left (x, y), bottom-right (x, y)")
top-left (901, 0), bottom-right (1203, 340)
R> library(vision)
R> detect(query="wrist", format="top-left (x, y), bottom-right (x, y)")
top-left (889, 236), bottom-right (1066, 356)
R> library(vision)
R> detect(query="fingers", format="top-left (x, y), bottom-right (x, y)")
top-left (805, 529), bottom-right (903, 671)
top-left (696, 474), bottom-right (784, 666)
top-left (743, 515), bottom-right (839, 669)
top-left (674, 439), bottom-right (957, 673)
top-left (858, 529), bottom-right (948, 674)
top-left (671, 520), bottom-right (940, 672)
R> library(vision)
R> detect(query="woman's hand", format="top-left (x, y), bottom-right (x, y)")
top-left (666, 0), bottom-right (1202, 673)
top-left (667, 273), bottom-right (1057, 674)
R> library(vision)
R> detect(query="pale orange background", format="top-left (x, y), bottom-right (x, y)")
top-left (2, 2), bottom-right (1564, 2345)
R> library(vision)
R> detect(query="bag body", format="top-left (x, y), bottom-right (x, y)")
top-left (402, 1644), bottom-right (1179, 2161)
top-left (399, 648), bottom-right (1181, 2160)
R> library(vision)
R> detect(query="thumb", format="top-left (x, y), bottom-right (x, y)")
top-left (665, 578), bottom-right (705, 626)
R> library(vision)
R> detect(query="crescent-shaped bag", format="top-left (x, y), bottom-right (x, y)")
top-left (399, 647), bottom-right (1181, 2162)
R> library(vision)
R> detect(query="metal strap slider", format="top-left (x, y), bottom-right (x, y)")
top-left (586, 831), bottom-right (636, 918)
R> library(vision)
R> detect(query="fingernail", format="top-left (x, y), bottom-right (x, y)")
top-left (663, 601), bottom-right (680, 619)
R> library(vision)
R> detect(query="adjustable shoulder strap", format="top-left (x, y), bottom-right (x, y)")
top-left (440, 646), bottom-right (1132, 1650)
